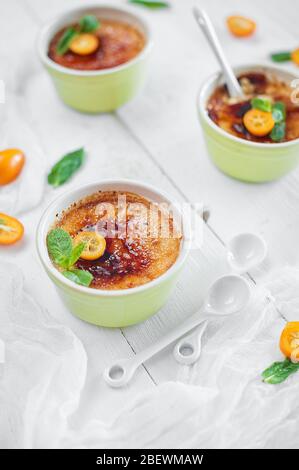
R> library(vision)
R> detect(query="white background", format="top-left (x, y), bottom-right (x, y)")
top-left (1, 0), bottom-right (299, 444)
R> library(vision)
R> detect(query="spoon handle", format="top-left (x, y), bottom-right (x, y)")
top-left (103, 310), bottom-right (207, 388)
top-left (193, 7), bottom-right (243, 98)
top-left (173, 321), bottom-right (208, 366)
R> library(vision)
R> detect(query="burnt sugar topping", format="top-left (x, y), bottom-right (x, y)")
top-left (207, 72), bottom-right (299, 143)
top-left (48, 19), bottom-right (145, 71)
top-left (54, 191), bottom-right (182, 290)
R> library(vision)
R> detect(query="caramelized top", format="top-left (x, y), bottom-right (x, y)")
top-left (48, 19), bottom-right (145, 71)
top-left (54, 191), bottom-right (181, 290)
top-left (207, 72), bottom-right (299, 143)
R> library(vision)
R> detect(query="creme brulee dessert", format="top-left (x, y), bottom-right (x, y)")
top-left (207, 72), bottom-right (299, 143)
top-left (47, 191), bottom-right (181, 290)
top-left (48, 15), bottom-right (145, 71)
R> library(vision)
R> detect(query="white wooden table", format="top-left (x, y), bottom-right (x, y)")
top-left (1, 0), bottom-right (299, 436)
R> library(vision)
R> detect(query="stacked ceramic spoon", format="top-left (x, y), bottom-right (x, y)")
top-left (104, 233), bottom-right (267, 388)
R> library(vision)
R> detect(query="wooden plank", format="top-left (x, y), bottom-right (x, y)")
top-left (1, 0), bottom-right (234, 387)
top-left (0, 0), bottom-right (157, 398)
top-left (7, 0), bottom-right (296, 390)
top-left (115, 0), bottom-right (299, 272)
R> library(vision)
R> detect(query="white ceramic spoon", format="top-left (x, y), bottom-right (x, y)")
top-left (173, 275), bottom-right (251, 365)
top-left (227, 233), bottom-right (267, 273)
top-left (193, 7), bottom-right (244, 98)
top-left (103, 275), bottom-right (251, 388)
top-left (174, 233), bottom-right (267, 366)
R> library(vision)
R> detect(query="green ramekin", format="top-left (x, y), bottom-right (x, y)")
top-left (198, 65), bottom-right (299, 182)
top-left (36, 180), bottom-right (190, 327)
top-left (37, 4), bottom-right (153, 113)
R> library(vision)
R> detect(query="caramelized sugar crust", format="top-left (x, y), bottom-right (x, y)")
top-left (207, 72), bottom-right (299, 143)
top-left (54, 191), bottom-right (181, 290)
top-left (48, 19), bottom-right (145, 71)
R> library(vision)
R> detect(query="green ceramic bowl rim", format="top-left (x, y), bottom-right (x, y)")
top-left (37, 3), bottom-right (153, 77)
top-left (198, 63), bottom-right (299, 149)
top-left (36, 179), bottom-right (190, 298)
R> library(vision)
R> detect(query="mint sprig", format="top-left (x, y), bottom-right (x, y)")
top-left (47, 228), bottom-right (93, 287)
top-left (56, 27), bottom-right (78, 55)
top-left (251, 97), bottom-right (272, 113)
top-left (270, 51), bottom-right (292, 63)
top-left (270, 122), bottom-right (286, 142)
top-left (129, 0), bottom-right (170, 8)
top-left (250, 99), bottom-right (286, 142)
top-left (63, 269), bottom-right (93, 286)
top-left (56, 14), bottom-right (100, 55)
top-left (262, 358), bottom-right (299, 384)
top-left (79, 15), bottom-right (99, 32)
top-left (47, 147), bottom-right (85, 188)
top-left (272, 101), bottom-right (286, 122)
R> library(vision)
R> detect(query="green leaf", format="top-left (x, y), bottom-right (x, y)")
top-left (251, 97), bottom-right (272, 113)
top-left (270, 51), bottom-right (292, 62)
top-left (262, 358), bottom-right (299, 384)
top-left (270, 122), bottom-right (286, 142)
top-left (56, 27), bottom-right (78, 55)
top-left (128, 0), bottom-right (170, 8)
top-left (47, 148), bottom-right (85, 187)
top-left (47, 228), bottom-right (72, 268)
top-left (79, 15), bottom-right (100, 32)
top-left (62, 269), bottom-right (93, 287)
top-left (68, 242), bottom-right (85, 267)
top-left (272, 101), bottom-right (286, 121)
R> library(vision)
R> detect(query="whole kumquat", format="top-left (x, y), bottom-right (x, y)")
top-left (0, 148), bottom-right (25, 185)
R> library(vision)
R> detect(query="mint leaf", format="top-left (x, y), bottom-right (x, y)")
top-left (270, 122), bottom-right (286, 142)
top-left (272, 101), bottom-right (286, 121)
top-left (63, 269), bottom-right (93, 287)
top-left (47, 228), bottom-right (93, 287)
top-left (68, 242), bottom-right (85, 266)
top-left (56, 27), bottom-right (78, 55)
top-left (270, 51), bottom-right (292, 63)
top-left (47, 228), bottom-right (72, 267)
top-left (272, 108), bottom-right (284, 123)
top-left (79, 15), bottom-right (99, 32)
top-left (128, 0), bottom-right (170, 8)
top-left (262, 358), bottom-right (299, 384)
top-left (251, 97), bottom-right (272, 113)
top-left (48, 148), bottom-right (85, 187)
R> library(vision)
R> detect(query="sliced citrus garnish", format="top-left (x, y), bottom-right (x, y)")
top-left (243, 108), bottom-right (275, 136)
top-left (291, 48), bottom-right (299, 66)
top-left (227, 15), bottom-right (256, 37)
top-left (0, 213), bottom-right (24, 245)
top-left (0, 148), bottom-right (25, 185)
top-left (280, 322), bottom-right (299, 361)
top-left (69, 33), bottom-right (99, 55)
top-left (73, 231), bottom-right (106, 260)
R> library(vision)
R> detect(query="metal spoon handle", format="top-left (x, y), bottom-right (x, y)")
top-left (193, 7), bottom-right (243, 98)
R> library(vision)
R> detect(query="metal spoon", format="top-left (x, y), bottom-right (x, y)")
top-left (103, 275), bottom-right (251, 387)
top-left (173, 275), bottom-right (251, 365)
top-left (193, 7), bottom-right (244, 98)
